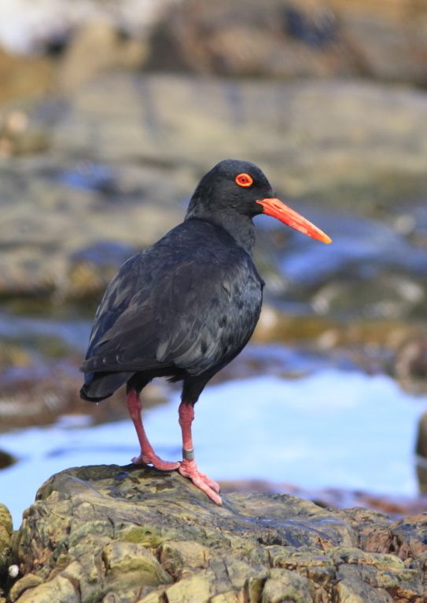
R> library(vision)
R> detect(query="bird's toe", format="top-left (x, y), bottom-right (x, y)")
top-left (132, 453), bottom-right (180, 471)
top-left (178, 459), bottom-right (222, 504)
top-left (196, 470), bottom-right (221, 493)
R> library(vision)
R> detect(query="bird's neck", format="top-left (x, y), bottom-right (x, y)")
top-left (185, 209), bottom-right (256, 255)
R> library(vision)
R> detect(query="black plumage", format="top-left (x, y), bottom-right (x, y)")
top-left (80, 159), bottom-right (331, 504)
top-left (81, 220), bottom-right (263, 401)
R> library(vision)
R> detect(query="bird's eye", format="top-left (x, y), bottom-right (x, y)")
top-left (235, 173), bottom-right (254, 187)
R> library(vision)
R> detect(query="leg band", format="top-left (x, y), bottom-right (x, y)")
top-left (182, 448), bottom-right (195, 461)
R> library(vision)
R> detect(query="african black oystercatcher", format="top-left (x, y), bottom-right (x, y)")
top-left (80, 159), bottom-right (331, 504)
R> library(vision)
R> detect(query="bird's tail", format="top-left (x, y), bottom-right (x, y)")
top-left (80, 371), bottom-right (133, 402)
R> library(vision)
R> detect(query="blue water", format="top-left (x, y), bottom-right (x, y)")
top-left (1, 369), bottom-right (424, 528)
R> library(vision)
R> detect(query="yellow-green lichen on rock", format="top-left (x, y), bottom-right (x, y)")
top-left (5, 465), bottom-right (427, 602)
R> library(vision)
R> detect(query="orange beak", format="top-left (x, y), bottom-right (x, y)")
top-left (256, 198), bottom-right (332, 244)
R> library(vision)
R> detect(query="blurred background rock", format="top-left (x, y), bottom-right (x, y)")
top-left (1, 0), bottom-right (427, 507)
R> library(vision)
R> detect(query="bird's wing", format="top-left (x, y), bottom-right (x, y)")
top-left (152, 252), bottom-right (263, 374)
top-left (82, 232), bottom-right (262, 377)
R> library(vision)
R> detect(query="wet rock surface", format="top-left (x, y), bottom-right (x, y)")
top-left (2, 465), bottom-right (426, 602)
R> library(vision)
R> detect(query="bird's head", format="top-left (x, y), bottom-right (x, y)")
top-left (187, 159), bottom-right (331, 244)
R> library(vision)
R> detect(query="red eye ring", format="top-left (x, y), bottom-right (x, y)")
top-left (235, 173), bottom-right (254, 187)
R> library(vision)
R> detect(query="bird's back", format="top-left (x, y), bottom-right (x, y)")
top-left (81, 218), bottom-right (264, 401)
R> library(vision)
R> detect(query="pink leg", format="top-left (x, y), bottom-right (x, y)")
top-left (178, 401), bottom-right (222, 505)
top-left (127, 389), bottom-right (179, 471)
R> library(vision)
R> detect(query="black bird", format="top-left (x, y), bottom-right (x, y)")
top-left (80, 159), bottom-right (331, 504)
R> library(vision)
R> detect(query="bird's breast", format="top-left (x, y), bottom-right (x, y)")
top-left (172, 258), bottom-right (263, 376)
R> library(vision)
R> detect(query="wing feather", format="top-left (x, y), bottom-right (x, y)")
top-left (82, 220), bottom-right (263, 377)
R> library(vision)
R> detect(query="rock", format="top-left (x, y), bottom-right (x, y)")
top-left (394, 337), bottom-right (427, 396)
top-left (145, 0), bottom-right (352, 78)
top-left (6, 465), bottom-right (427, 602)
top-left (56, 22), bottom-right (147, 92)
top-left (146, 0), bottom-right (427, 85)
top-left (0, 49), bottom-right (53, 106)
top-left (334, 0), bottom-right (427, 85)
top-left (220, 479), bottom-right (427, 520)
top-left (29, 75), bottom-right (427, 207)
top-left (0, 112), bottom-right (49, 158)
top-left (416, 411), bottom-right (427, 495)
top-left (261, 569), bottom-right (314, 602)
top-left (0, 505), bottom-right (12, 574)
top-left (311, 274), bottom-right (426, 320)
top-left (1, 1), bottom-right (427, 86)
top-left (0, 352), bottom-right (169, 429)
top-left (8, 575), bottom-right (43, 603)
top-left (0, 0), bottom-right (170, 55)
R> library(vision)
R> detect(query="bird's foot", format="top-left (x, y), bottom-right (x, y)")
top-left (132, 452), bottom-right (180, 471)
top-left (178, 459), bottom-right (222, 505)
